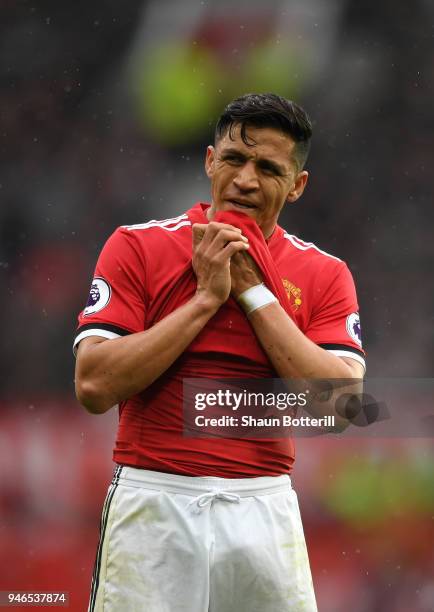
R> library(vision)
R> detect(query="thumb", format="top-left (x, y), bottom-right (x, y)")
top-left (192, 223), bottom-right (207, 249)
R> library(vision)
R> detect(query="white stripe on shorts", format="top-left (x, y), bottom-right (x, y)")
top-left (88, 465), bottom-right (123, 612)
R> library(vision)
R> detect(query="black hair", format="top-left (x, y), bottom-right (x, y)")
top-left (215, 93), bottom-right (312, 171)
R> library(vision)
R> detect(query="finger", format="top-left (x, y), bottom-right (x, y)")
top-left (192, 224), bottom-right (207, 249)
top-left (215, 240), bottom-right (250, 263)
top-left (196, 227), bottom-right (248, 257)
top-left (231, 249), bottom-right (256, 267)
top-left (207, 221), bottom-right (244, 233)
top-left (202, 221), bottom-right (244, 246)
top-left (194, 223), bottom-right (248, 259)
top-left (209, 228), bottom-right (249, 250)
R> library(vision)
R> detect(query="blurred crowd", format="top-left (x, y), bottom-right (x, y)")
top-left (1, 0), bottom-right (433, 396)
top-left (1, 1), bottom-right (433, 610)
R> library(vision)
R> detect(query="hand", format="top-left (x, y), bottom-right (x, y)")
top-left (230, 250), bottom-right (263, 299)
top-left (192, 222), bottom-right (249, 307)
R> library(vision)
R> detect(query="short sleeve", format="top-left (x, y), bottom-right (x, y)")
top-left (73, 227), bottom-right (147, 355)
top-left (305, 261), bottom-right (365, 369)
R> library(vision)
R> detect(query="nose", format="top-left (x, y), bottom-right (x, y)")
top-left (233, 161), bottom-right (259, 191)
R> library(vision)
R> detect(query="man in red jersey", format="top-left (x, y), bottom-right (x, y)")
top-left (74, 93), bottom-right (365, 611)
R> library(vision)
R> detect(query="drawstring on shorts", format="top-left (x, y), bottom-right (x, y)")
top-left (187, 490), bottom-right (241, 513)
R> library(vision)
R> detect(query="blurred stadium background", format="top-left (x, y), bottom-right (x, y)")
top-left (1, 1), bottom-right (433, 610)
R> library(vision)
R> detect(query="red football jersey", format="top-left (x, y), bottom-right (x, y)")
top-left (74, 203), bottom-right (365, 477)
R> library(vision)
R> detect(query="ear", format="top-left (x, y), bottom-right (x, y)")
top-left (205, 146), bottom-right (215, 179)
top-left (286, 170), bottom-right (308, 203)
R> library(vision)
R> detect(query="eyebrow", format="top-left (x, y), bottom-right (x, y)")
top-left (220, 147), bottom-right (288, 176)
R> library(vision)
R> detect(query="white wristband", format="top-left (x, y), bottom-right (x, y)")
top-left (237, 283), bottom-right (278, 315)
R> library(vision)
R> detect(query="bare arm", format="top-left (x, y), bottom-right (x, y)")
top-left (230, 249), bottom-right (363, 379)
top-left (229, 251), bottom-right (364, 429)
top-left (247, 301), bottom-right (364, 379)
top-left (75, 222), bottom-right (249, 414)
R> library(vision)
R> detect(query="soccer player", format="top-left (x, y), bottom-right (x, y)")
top-left (74, 93), bottom-right (365, 612)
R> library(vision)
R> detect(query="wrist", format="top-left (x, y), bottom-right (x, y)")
top-left (236, 283), bottom-right (278, 315)
top-left (192, 290), bottom-right (223, 316)
top-left (231, 274), bottom-right (263, 300)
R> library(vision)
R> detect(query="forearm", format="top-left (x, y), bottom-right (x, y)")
top-left (248, 301), bottom-right (358, 379)
top-left (76, 221), bottom-right (250, 414)
top-left (248, 301), bottom-right (365, 430)
top-left (75, 294), bottom-right (219, 413)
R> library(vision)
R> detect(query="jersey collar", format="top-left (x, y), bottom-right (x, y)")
top-left (186, 202), bottom-right (284, 246)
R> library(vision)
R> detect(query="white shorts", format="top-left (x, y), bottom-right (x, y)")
top-left (89, 465), bottom-right (317, 612)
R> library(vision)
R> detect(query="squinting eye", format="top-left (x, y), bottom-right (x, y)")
top-left (258, 164), bottom-right (279, 176)
top-left (223, 155), bottom-right (243, 164)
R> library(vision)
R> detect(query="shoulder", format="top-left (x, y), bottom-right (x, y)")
top-left (121, 212), bottom-right (192, 235)
top-left (280, 232), bottom-right (342, 263)
top-left (109, 212), bottom-right (193, 254)
top-left (275, 230), bottom-right (347, 277)
top-left (273, 231), bottom-right (359, 309)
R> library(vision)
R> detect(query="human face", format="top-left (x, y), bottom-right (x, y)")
top-left (205, 124), bottom-right (308, 238)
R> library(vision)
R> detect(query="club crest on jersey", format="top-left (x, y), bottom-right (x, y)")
top-left (346, 312), bottom-right (362, 346)
top-left (83, 277), bottom-right (111, 316)
top-left (282, 279), bottom-right (302, 311)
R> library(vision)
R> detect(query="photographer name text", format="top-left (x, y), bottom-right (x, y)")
top-left (194, 415), bottom-right (335, 428)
